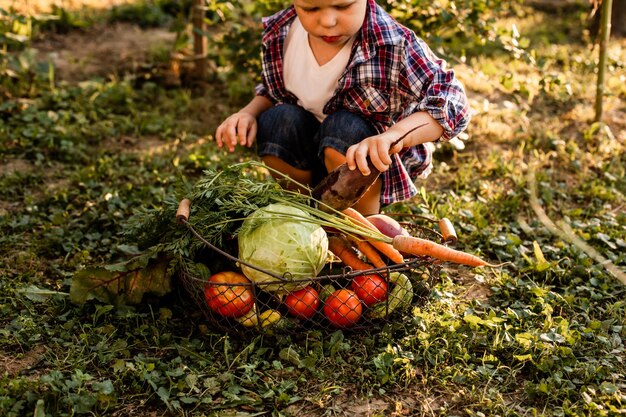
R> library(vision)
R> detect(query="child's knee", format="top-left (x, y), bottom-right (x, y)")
top-left (319, 110), bottom-right (376, 142)
top-left (322, 146), bottom-right (346, 172)
top-left (260, 104), bottom-right (310, 127)
top-left (258, 104), bottom-right (318, 141)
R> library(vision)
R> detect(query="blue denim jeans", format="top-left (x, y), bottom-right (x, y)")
top-left (256, 104), bottom-right (377, 184)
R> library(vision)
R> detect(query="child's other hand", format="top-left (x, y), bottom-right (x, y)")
top-left (345, 133), bottom-right (403, 175)
top-left (215, 112), bottom-right (257, 152)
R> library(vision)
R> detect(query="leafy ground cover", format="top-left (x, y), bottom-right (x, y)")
top-left (1, 1), bottom-right (625, 416)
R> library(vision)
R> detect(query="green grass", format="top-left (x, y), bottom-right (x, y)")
top-left (1, 2), bottom-right (625, 416)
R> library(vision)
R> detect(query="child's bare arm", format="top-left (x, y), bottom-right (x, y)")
top-left (215, 96), bottom-right (274, 152)
top-left (345, 111), bottom-right (444, 175)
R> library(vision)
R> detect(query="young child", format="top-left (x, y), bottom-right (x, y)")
top-left (215, 0), bottom-right (470, 215)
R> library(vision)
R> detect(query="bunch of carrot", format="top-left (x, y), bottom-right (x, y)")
top-left (327, 234), bottom-right (383, 271)
top-left (327, 208), bottom-right (501, 269)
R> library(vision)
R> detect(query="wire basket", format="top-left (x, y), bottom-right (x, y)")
top-left (175, 199), bottom-right (456, 335)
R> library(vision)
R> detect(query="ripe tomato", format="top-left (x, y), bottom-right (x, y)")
top-left (204, 271), bottom-right (254, 318)
top-left (323, 289), bottom-right (362, 328)
top-left (285, 286), bottom-right (319, 319)
top-left (351, 274), bottom-right (388, 307)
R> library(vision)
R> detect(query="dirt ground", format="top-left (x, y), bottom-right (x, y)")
top-left (4, 0), bottom-right (176, 81)
top-left (2, 0), bottom-right (132, 14)
top-left (35, 22), bottom-right (176, 82)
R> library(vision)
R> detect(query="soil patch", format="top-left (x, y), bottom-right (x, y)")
top-left (101, 134), bottom-right (170, 155)
top-left (284, 386), bottom-right (448, 417)
top-left (0, 158), bottom-right (33, 176)
top-left (5, 0), bottom-right (138, 15)
top-left (0, 345), bottom-right (46, 377)
top-left (34, 22), bottom-right (175, 82)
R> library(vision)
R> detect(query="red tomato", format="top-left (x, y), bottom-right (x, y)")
top-left (285, 286), bottom-right (320, 319)
top-left (204, 271), bottom-right (254, 318)
top-left (351, 274), bottom-right (388, 307)
top-left (323, 289), bottom-right (362, 328)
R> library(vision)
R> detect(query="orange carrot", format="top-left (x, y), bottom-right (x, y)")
top-left (328, 235), bottom-right (374, 271)
top-left (342, 208), bottom-right (405, 264)
top-left (392, 235), bottom-right (501, 267)
top-left (438, 218), bottom-right (458, 244)
top-left (346, 235), bottom-right (387, 270)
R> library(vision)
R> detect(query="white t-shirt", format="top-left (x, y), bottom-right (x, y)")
top-left (283, 18), bottom-right (355, 121)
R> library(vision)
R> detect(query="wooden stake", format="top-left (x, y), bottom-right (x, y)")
top-left (192, 0), bottom-right (207, 80)
top-left (594, 0), bottom-right (613, 122)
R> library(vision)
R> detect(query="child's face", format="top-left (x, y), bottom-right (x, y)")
top-left (293, 0), bottom-right (367, 46)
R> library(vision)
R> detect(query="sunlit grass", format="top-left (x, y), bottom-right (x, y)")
top-left (3, 0), bottom-right (144, 14)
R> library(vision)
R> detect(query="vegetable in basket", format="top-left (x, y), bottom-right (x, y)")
top-left (204, 271), bottom-right (254, 318)
top-left (238, 203), bottom-right (329, 294)
top-left (366, 214), bottom-right (410, 239)
top-left (285, 286), bottom-right (320, 320)
top-left (367, 272), bottom-right (413, 319)
top-left (351, 274), bottom-right (388, 307)
top-left (323, 289), bottom-right (363, 328)
top-left (236, 307), bottom-right (292, 330)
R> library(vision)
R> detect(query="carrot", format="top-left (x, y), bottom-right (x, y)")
top-left (328, 235), bottom-right (374, 271)
top-left (438, 218), bottom-right (458, 244)
top-left (391, 235), bottom-right (501, 267)
top-left (341, 208), bottom-right (379, 233)
top-left (342, 208), bottom-right (405, 264)
top-left (346, 234), bottom-right (387, 270)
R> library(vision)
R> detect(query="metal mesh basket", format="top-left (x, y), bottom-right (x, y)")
top-left (175, 199), bottom-right (455, 335)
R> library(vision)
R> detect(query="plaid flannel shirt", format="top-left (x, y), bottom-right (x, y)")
top-left (256, 0), bottom-right (470, 204)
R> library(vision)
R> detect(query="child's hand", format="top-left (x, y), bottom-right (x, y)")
top-left (345, 133), bottom-right (404, 175)
top-left (215, 112), bottom-right (257, 152)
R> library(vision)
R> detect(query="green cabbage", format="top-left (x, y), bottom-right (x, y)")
top-left (238, 203), bottom-right (328, 293)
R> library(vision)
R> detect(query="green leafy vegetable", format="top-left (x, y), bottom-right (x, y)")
top-left (238, 203), bottom-right (329, 294)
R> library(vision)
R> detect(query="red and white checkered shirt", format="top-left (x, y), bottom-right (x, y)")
top-left (256, 0), bottom-right (471, 204)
